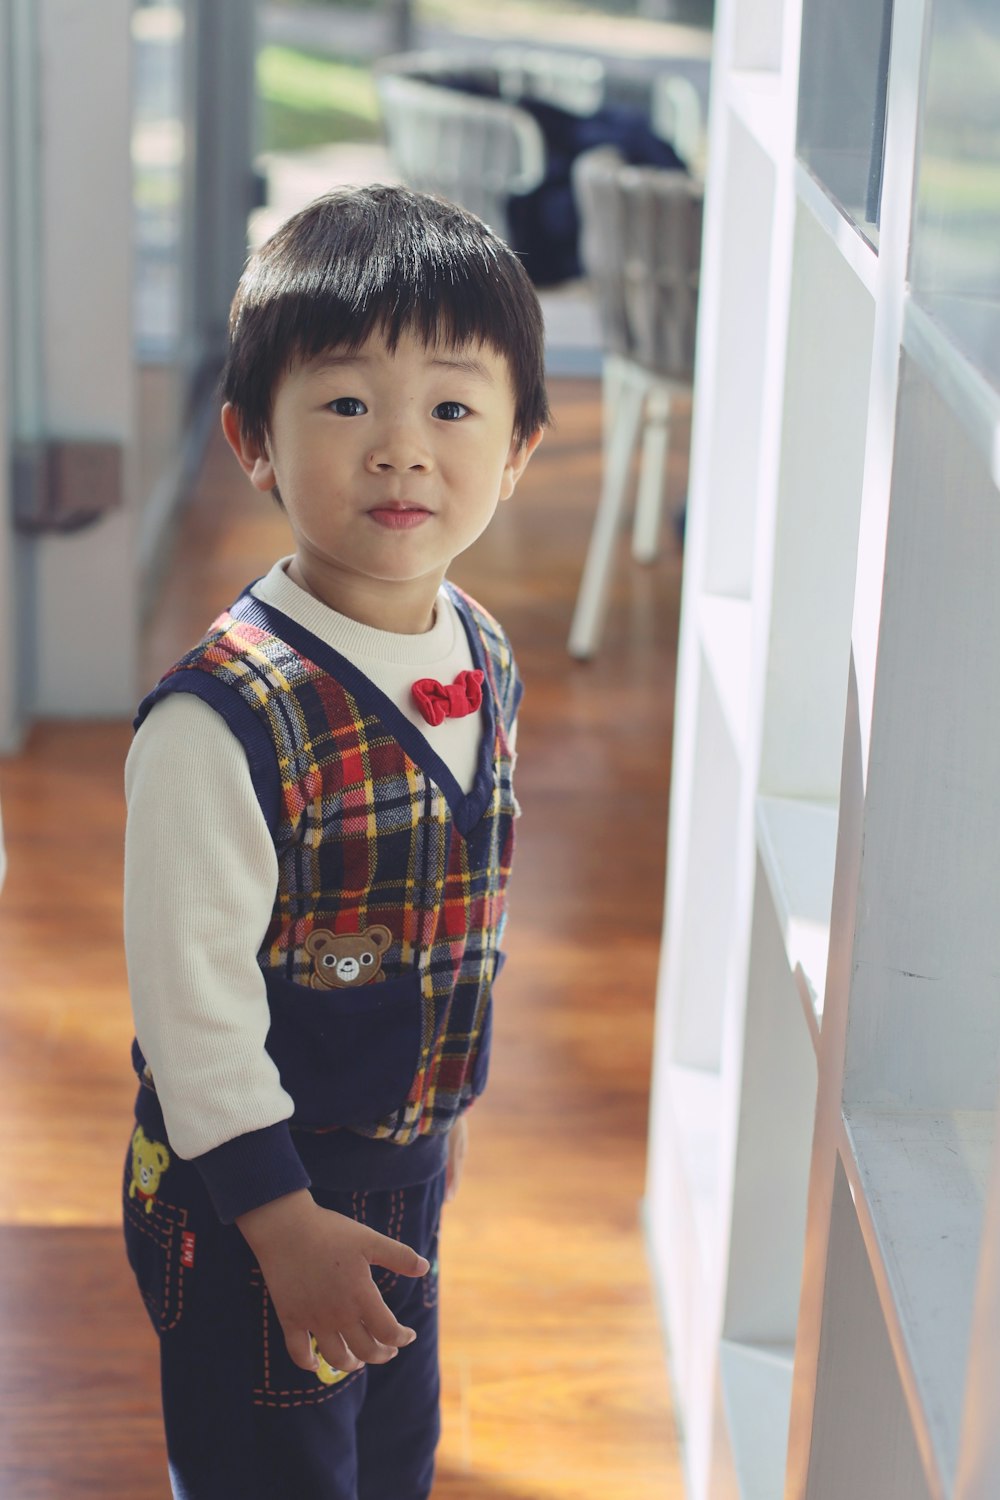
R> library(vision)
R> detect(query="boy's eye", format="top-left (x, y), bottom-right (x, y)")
top-left (432, 401), bottom-right (469, 421)
top-left (329, 397), bottom-right (367, 417)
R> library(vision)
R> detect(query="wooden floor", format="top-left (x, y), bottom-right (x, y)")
top-left (0, 378), bottom-right (687, 1499)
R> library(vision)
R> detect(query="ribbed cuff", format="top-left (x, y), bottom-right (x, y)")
top-left (192, 1120), bottom-right (312, 1224)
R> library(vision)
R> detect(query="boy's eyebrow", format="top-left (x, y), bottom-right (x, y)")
top-left (429, 354), bottom-right (495, 382)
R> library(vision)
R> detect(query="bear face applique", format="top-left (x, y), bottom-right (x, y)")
top-left (305, 926), bottom-right (392, 989)
top-left (129, 1124), bottom-right (171, 1213)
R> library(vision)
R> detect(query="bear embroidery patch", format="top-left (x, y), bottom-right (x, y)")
top-left (129, 1124), bottom-right (171, 1213)
top-left (305, 926), bottom-right (392, 989)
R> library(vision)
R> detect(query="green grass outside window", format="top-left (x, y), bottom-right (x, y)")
top-left (257, 46), bottom-right (381, 151)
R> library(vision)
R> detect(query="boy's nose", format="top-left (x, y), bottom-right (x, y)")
top-left (364, 423), bottom-right (432, 473)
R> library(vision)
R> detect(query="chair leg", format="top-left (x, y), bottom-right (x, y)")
top-left (602, 353), bottom-right (627, 461)
top-left (632, 382), bottom-right (671, 564)
top-left (568, 367), bottom-right (647, 660)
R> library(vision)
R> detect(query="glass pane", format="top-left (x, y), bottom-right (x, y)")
top-left (796, 0), bottom-right (892, 247)
top-left (910, 0), bottom-right (1000, 390)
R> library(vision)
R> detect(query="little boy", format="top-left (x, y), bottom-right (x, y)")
top-left (122, 184), bottom-right (547, 1499)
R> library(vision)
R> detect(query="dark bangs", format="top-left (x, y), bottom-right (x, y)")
top-left (223, 185), bottom-right (550, 448)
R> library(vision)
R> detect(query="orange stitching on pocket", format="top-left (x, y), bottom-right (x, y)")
top-left (371, 1187), bottom-right (406, 1295)
top-left (251, 1268), bottom-right (363, 1408)
top-left (255, 1268), bottom-right (273, 1394)
top-left (124, 1199), bottom-right (163, 1246)
top-left (124, 1194), bottom-right (189, 1332)
top-left (253, 1384), bottom-right (361, 1409)
top-left (162, 1216), bottom-right (179, 1331)
top-left (379, 1188), bottom-right (404, 1294)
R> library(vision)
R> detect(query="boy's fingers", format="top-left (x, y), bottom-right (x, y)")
top-left (357, 1281), bottom-right (418, 1349)
top-left (366, 1230), bottom-right (429, 1279)
top-left (283, 1324), bottom-right (320, 1373)
top-left (343, 1320), bottom-right (400, 1365)
top-left (313, 1328), bottom-right (364, 1375)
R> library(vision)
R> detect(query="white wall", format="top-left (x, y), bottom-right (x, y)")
top-left (31, 0), bottom-right (138, 716)
top-left (2, 0), bottom-right (255, 725)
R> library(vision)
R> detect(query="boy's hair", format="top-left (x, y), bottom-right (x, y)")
top-left (223, 184), bottom-right (550, 449)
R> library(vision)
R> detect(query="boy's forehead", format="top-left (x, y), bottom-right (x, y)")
top-left (298, 331), bottom-right (511, 384)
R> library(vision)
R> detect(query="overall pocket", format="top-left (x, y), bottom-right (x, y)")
top-left (122, 1125), bottom-right (193, 1334)
top-left (312, 1167), bottom-right (448, 1305)
top-left (263, 969), bottom-right (424, 1129)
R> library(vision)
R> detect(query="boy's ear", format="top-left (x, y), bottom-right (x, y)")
top-left (500, 428), bottom-right (544, 501)
top-left (221, 403), bottom-right (277, 492)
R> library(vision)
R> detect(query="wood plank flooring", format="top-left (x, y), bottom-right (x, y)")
top-left (0, 377), bottom-right (687, 1498)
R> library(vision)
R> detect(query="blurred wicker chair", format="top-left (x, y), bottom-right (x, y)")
top-left (373, 49), bottom-right (605, 246)
top-left (491, 46), bottom-right (605, 116)
top-left (568, 148), bottom-right (703, 659)
top-left (651, 72), bottom-right (705, 177)
top-left (373, 70), bottom-right (546, 245)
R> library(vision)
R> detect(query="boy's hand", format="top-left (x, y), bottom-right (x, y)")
top-left (445, 1114), bottom-right (468, 1203)
top-left (236, 1189), bottom-right (429, 1376)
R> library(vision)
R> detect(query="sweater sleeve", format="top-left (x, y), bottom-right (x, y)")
top-left (124, 691), bottom-right (310, 1222)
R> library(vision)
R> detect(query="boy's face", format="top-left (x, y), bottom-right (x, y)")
top-left (223, 329), bottom-right (542, 629)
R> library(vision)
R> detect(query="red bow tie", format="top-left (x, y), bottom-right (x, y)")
top-left (412, 669), bottom-right (485, 727)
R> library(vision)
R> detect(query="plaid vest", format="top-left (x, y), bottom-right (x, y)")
top-left (133, 581), bottom-right (521, 1147)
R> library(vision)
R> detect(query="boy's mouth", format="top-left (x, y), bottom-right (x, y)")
top-left (367, 503), bottom-right (432, 530)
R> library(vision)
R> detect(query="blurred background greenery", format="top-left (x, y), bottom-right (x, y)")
top-left (258, 47), bottom-right (381, 149)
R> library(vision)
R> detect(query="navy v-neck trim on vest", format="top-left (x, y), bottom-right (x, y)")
top-left (229, 585), bottom-right (498, 837)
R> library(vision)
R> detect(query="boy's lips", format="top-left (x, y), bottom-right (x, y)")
top-left (367, 503), bottom-right (432, 530)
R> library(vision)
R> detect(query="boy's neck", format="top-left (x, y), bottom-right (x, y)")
top-left (285, 554), bottom-right (441, 636)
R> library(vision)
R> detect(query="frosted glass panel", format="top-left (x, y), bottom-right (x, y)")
top-left (759, 205), bottom-right (874, 803)
top-left (911, 0), bottom-right (1000, 390)
top-left (732, 0), bottom-right (785, 72)
top-left (796, 0), bottom-right (892, 246)
top-left (672, 666), bottom-right (741, 1071)
top-left (846, 355), bottom-right (1000, 1112)
top-left (703, 118), bottom-right (774, 598)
